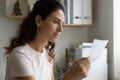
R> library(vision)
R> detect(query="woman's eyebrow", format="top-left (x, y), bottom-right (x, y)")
top-left (54, 17), bottom-right (65, 24)
top-left (54, 17), bottom-right (61, 21)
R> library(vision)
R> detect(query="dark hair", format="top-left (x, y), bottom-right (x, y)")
top-left (5, 0), bottom-right (64, 55)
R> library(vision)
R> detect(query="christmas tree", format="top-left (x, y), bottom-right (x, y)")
top-left (12, 0), bottom-right (22, 16)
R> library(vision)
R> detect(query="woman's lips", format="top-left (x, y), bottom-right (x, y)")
top-left (53, 33), bottom-right (60, 38)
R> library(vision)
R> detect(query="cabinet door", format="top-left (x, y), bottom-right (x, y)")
top-left (73, 0), bottom-right (83, 24)
top-left (83, 0), bottom-right (92, 25)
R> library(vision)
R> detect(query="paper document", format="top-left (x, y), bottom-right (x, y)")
top-left (89, 39), bottom-right (109, 62)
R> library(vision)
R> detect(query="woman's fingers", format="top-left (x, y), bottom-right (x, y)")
top-left (75, 57), bottom-right (91, 78)
top-left (63, 57), bottom-right (91, 80)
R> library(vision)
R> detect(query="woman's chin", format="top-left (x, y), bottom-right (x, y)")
top-left (49, 38), bottom-right (57, 42)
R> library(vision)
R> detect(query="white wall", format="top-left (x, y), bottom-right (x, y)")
top-left (0, 1), bottom-right (22, 80)
top-left (55, 27), bottom-right (88, 67)
top-left (0, 0), bottom-right (88, 79)
top-left (88, 0), bottom-right (114, 80)
top-left (113, 0), bottom-right (120, 80)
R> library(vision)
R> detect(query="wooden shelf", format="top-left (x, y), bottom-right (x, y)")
top-left (63, 24), bottom-right (92, 27)
top-left (5, 15), bottom-right (26, 19)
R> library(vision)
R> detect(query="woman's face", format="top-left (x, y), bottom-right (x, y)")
top-left (37, 9), bottom-right (65, 42)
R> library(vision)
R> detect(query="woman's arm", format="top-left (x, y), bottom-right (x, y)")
top-left (52, 71), bottom-right (55, 80)
top-left (16, 75), bottom-right (35, 80)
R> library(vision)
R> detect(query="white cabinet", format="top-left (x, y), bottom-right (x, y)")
top-left (75, 48), bottom-right (108, 80)
top-left (83, 58), bottom-right (108, 80)
top-left (73, 0), bottom-right (92, 25)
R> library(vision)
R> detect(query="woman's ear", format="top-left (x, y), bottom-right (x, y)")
top-left (35, 15), bottom-right (42, 27)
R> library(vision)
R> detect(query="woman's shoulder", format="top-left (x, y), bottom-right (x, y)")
top-left (12, 44), bottom-right (28, 53)
top-left (8, 44), bottom-right (33, 58)
top-left (7, 44), bottom-right (32, 61)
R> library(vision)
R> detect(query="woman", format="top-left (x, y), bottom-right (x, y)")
top-left (5, 0), bottom-right (91, 80)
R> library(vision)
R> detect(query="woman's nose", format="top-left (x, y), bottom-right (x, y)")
top-left (57, 25), bottom-right (63, 32)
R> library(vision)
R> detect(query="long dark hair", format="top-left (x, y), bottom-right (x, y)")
top-left (5, 0), bottom-right (64, 55)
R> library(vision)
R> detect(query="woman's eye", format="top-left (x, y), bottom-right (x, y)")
top-left (53, 20), bottom-right (60, 24)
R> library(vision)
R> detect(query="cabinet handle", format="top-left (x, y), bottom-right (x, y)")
top-left (75, 16), bottom-right (82, 19)
top-left (84, 16), bottom-right (91, 19)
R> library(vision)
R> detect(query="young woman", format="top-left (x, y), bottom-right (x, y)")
top-left (5, 0), bottom-right (91, 80)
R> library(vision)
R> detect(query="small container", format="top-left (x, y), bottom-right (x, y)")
top-left (66, 48), bottom-right (76, 68)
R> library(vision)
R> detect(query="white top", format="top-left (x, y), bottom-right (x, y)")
top-left (5, 44), bottom-right (53, 80)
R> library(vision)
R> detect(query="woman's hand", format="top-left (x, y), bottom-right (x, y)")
top-left (62, 57), bottom-right (91, 80)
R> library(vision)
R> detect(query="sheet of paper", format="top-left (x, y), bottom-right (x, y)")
top-left (89, 39), bottom-right (109, 62)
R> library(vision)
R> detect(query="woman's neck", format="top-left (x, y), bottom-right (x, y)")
top-left (28, 40), bottom-right (47, 53)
